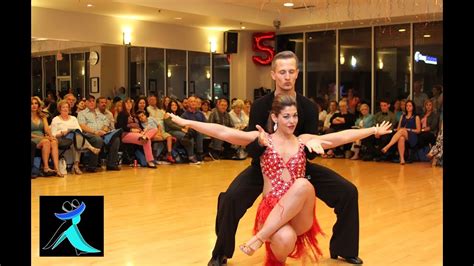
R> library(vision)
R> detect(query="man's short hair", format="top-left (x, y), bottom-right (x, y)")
top-left (272, 51), bottom-right (299, 70)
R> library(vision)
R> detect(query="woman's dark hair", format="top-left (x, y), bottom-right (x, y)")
top-left (266, 94), bottom-right (297, 133)
top-left (405, 100), bottom-right (417, 116)
top-left (166, 99), bottom-right (183, 116)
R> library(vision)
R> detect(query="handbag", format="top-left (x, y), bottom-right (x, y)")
top-left (58, 157), bottom-right (68, 176)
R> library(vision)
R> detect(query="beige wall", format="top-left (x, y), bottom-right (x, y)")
top-left (32, 7), bottom-right (223, 53)
top-left (230, 32), bottom-right (273, 101)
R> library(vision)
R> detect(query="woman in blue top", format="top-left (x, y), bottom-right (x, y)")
top-left (381, 100), bottom-right (420, 164)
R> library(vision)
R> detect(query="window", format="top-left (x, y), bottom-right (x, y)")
top-left (413, 21), bottom-right (443, 102)
top-left (43, 55), bottom-right (56, 96)
top-left (32, 57), bottom-right (42, 97)
top-left (188, 51), bottom-right (211, 100)
top-left (146, 48), bottom-right (165, 99)
top-left (71, 53), bottom-right (85, 99)
top-left (374, 24), bottom-right (411, 110)
top-left (306, 30), bottom-right (337, 105)
top-left (166, 49), bottom-right (186, 100)
top-left (212, 54), bottom-right (230, 102)
top-left (339, 28), bottom-right (372, 106)
top-left (129, 47), bottom-right (145, 99)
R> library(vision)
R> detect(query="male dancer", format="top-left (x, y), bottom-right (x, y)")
top-left (208, 51), bottom-right (363, 265)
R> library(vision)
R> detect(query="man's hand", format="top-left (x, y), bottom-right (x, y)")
top-left (256, 125), bottom-right (269, 147)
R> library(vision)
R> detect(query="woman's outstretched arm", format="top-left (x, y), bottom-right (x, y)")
top-left (169, 113), bottom-right (260, 146)
top-left (300, 121), bottom-right (393, 152)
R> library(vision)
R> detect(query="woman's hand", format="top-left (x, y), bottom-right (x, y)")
top-left (256, 125), bottom-right (269, 147)
top-left (304, 138), bottom-right (332, 154)
top-left (374, 121), bottom-right (393, 137)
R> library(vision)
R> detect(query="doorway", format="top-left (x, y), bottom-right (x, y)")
top-left (57, 76), bottom-right (71, 99)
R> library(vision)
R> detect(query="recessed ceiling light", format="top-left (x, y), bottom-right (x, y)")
top-left (241, 26), bottom-right (246, 29)
top-left (283, 2), bottom-right (294, 7)
top-left (87, 4), bottom-right (94, 7)
top-left (423, 34), bottom-right (431, 38)
top-left (174, 17), bottom-right (182, 20)
top-left (399, 28), bottom-right (406, 32)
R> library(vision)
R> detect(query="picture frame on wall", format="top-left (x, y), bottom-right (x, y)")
top-left (90, 77), bottom-right (99, 93)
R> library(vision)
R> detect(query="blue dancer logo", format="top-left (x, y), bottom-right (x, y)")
top-left (42, 199), bottom-right (101, 255)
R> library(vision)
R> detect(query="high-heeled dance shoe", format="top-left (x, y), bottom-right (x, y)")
top-left (239, 235), bottom-right (264, 256)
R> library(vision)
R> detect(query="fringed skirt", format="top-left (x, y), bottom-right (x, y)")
top-left (253, 195), bottom-right (323, 266)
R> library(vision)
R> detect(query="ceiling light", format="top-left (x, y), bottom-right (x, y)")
top-left (174, 17), bottom-right (182, 20)
top-left (423, 34), bottom-right (431, 38)
top-left (87, 4), bottom-right (94, 7)
top-left (241, 26), bottom-right (246, 29)
top-left (398, 28), bottom-right (406, 32)
top-left (283, 2), bottom-right (294, 7)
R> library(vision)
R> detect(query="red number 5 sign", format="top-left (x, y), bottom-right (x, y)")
top-left (252, 32), bottom-right (275, 65)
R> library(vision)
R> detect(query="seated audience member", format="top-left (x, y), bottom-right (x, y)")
top-left (313, 97), bottom-right (327, 133)
top-left (207, 98), bottom-right (237, 159)
top-left (417, 99), bottom-right (439, 149)
top-left (361, 99), bottom-right (397, 161)
top-left (134, 96), bottom-right (149, 117)
top-left (200, 100), bottom-right (212, 121)
top-left (162, 96), bottom-right (171, 110)
top-left (393, 98), bottom-right (406, 124)
top-left (412, 80), bottom-right (428, 114)
top-left (31, 96), bottom-right (60, 177)
top-left (350, 103), bottom-right (374, 160)
top-left (113, 86), bottom-right (127, 101)
top-left (243, 99), bottom-right (252, 117)
top-left (229, 99), bottom-right (249, 131)
top-left (51, 100), bottom-right (101, 175)
top-left (73, 98), bottom-right (87, 116)
top-left (381, 100), bottom-right (420, 165)
top-left (181, 96), bottom-right (206, 161)
top-left (427, 119), bottom-right (443, 167)
top-left (346, 88), bottom-right (361, 114)
top-left (327, 99), bottom-right (356, 158)
top-left (322, 100), bottom-right (338, 135)
top-left (112, 97), bottom-right (123, 122)
top-left (194, 96), bottom-right (202, 111)
top-left (137, 110), bottom-right (176, 163)
top-left (63, 93), bottom-right (77, 115)
top-left (78, 96), bottom-right (122, 171)
top-left (164, 99), bottom-right (200, 164)
top-left (431, 84), bottom-right (443, 113)
top-left (228, 99), bottom-right (249, 159)
top-left (116, 98), bottom-right (157, 168)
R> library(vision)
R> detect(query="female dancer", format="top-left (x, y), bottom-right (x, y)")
top-left (170, 94), bottom-right (392, 265)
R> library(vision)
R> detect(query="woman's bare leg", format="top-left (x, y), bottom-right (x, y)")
top-left (382, 129), bottom-right (408, 153)
top-left (241, 178), bottom-right (315, 254)
top-left (397, 136), bottom-right (406, 164)
top-left (166, 136), bottom-right (173, 153)
top-left (269, 224), bottom-right (297, 263)
top-left (38, 139), bottom-right (51, 170)
top-left (50, 139), bottom-right (59, 171)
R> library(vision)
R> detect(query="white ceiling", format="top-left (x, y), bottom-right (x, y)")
top-left (32, 0), bottom-right (443, 33)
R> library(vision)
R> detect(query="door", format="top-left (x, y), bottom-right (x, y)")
top-left (57, 76), bottom-right (71, 99)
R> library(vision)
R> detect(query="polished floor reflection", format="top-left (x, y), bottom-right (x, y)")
top-left (31, 158), bottom-right (442, 265)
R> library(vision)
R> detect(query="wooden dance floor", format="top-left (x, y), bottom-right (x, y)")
top-left (31, 157), bottom-right (442, 265)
